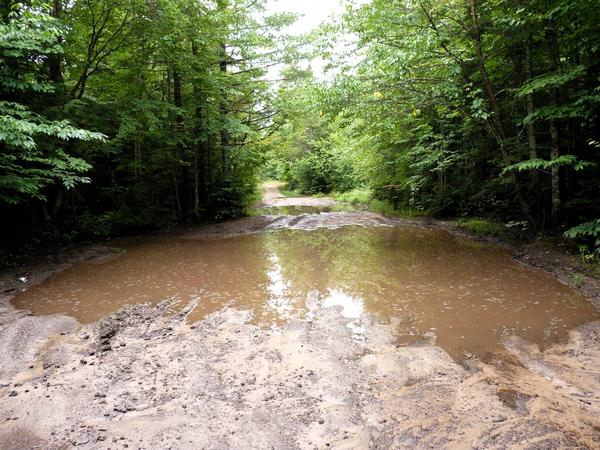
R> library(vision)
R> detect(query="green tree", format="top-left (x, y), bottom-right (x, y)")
top-left (0, 1), bottom-right (104, 205)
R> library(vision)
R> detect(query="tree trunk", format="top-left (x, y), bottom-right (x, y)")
top-left (546, 20), bottom-right (561, 228)
top-left (220, 44), bottom-right (228, 180)
top-left (549, 122), bottom-right (560, 227)
top-left (524, 38), bottom-right (537, 162)
top-left (173, 71), bottom-right (183, 111)
top-left (468, 0), bottom-right (535, 226)
top-left (173, 70), bottom-right (190, 221)
top-left (191, 42), bottom-right (209, 217)
top-left (47, 0), bottom-right (65, 101)
top-left (173, 170), bottom-right (181, 218)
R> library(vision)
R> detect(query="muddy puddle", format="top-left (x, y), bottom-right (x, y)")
top-left (253, 204), bottom-right (364, 215)
top-left (11, 222), bottom-right (598, 360)
top-left (254, 205), bottom-right (334, 215)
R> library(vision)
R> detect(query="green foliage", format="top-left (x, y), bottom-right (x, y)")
top-left (331, 189), bottom-right (371, 205)
top-left (564, 219), bottom-right (600, 247)
top-left (279, 187), bottom-right (303, 198)
top-left (0, 3), bottom-right (105, 205)
top-left (267, 0), bottom-right (600, 237)
top-left (1, 0), bottom-right (296, 255)
top-left (369, 199), bottom-right (402, 217)
top-left (577, 246), bottom-right (600, 267)
top-left (516, 66), bottom-right (587, 97)
top-left (77, 211), bottom-right (114, 239)
top-left (503, 155), bottom-right (594, 174)
top-left (0, 1), bottom-right (62, 93)
top-left (3, 0), bottom-right (600, 258)
top-left (292, 151), bottom-right (334, 194)
top-left (455, 219), bottom-right (507, 238)
top-left (569, 272), bottom-right (584, 288)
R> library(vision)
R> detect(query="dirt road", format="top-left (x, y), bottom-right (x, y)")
top-left (0, 186), bottom-right (599, 449)
top-left (258, 181), bottom-right (336, 208)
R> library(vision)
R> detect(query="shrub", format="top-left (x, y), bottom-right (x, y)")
top-left (331, 188), bottom-right (372, 205)
top-left (455, 218), bottom-right (506, 237)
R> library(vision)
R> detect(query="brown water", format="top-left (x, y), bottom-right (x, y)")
top-left (252, 204), bottom-right (364, 216)
top-left (11, 223), bottom-right (598, 359)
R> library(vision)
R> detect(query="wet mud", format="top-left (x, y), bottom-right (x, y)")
top-left (0, 182), bottom-right (599, 448)
top-left (1, 302), bottom-right (599, 449)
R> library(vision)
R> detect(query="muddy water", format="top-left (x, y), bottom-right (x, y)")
top-left (252, 204), bottom-right (363, 215)
top-left (11, 224), bottom-right (598, 359)
top-left (253, 205), bottom-right (334, 215)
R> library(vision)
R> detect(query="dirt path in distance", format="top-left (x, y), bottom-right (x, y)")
top-left (258, 181), bottom-right (337, 208)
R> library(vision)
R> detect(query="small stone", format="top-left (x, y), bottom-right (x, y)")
top-left (318, 418), bottom-right (324, 424)
top-left (8, 391), bottom-right (17, 397)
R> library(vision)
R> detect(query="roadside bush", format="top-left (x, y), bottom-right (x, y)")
top-left (455, 218), bottom-right (506, 237)
top-left (292, 154), bottom-right (333, 194)
top-left (332, 188), bottom-right (371, 205)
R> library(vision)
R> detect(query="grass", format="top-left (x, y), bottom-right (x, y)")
top-left (331, 188), bottom-right (372, 205)
top-left (455, 218), bottom-right (507, 237)
top-left (369, 198), bottom-right (400, 216)
top-left (569, 272), bottom-right (585, 288)
top-left (369, 199), bottom-right (429, 218)
top-left (331, 188), bottom-right (432, 218)
top-left (280, 188), bottom-right (303, 197)
top-left (279, 181), bottom-right (329, 198)
top-left (330, 188), bottom-right (430, 218)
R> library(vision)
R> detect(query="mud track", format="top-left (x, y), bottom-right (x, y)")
top-left (0, 184), bottom-right (599, 449)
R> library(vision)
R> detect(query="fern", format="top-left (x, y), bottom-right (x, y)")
top-left (502, 155), bottom-right (594, 174)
